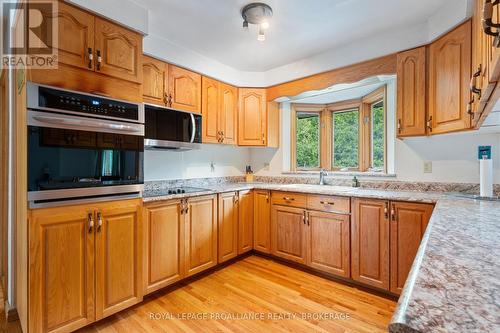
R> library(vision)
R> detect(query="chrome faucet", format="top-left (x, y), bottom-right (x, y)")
top-left (319, 169), bottom-right (328, 185)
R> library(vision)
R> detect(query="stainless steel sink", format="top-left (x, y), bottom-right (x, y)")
top-left (446, 193), bottom-right (500, 201)
top-left (279, 184), bottom-right (356, 192)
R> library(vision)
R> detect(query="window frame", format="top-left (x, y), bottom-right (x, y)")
top-left (289, 86), bottom-right (387, 173)
top-left (290, 104), bottom-right (324, 171)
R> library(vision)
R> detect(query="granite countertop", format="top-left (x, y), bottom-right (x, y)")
top-left (143, 183), bottom-right (500, 332)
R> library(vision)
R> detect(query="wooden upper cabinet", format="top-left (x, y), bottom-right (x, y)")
top-left (238, 190), bottom-right (254, 254)
top-left (29, 206), bottom-right (95, 333)
top-left (202, 76), bottom-right (220, 144)
top-left (94, 17), bottom-right (142, 83)
top-left (168, 65), bottom-right (202, 113)
top-left (142, 55), bottom-right (168, 106)
top-left (397, 47), bottom-right (427, 137)
top-left (95, 200), bottom-right (142, 320)
top-left (351, 198), bottom-right (390, 291)
top-left (307, 211), bottom-right (350, 278)
top-left (39, 1), bottom-right (95, 71)
top-left (271, 205), bottom-right (307, 264)
top-left (218, 192), bottom-right (239, 263)
top-left (184, 195), bottom-right (218, 276)
top-left (253, 190), bottom-right (271, 253)
top-left (390, 202), bottom-right (433, 295)
top-left (238, 88), bottom-right (267, 146)
top-left (428, 21), bottom-right (472, 134)
top-left (143, 200), bottom-right (184, 295)
top-left (219, 83), bottom-right (238, 145)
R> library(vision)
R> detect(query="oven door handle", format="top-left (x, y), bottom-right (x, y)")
top-left (32, 115), bottom-right (143, 133)
top-left (189, 113), bottom-right (196, 143)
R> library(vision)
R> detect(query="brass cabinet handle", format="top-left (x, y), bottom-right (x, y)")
top-left (306, 212), bottom-right (310, 226)
top-left (96, 50), bottom-right (102, 71)
top-left (302, 211), bottom-right (306, 225)
top-left (164, 92), bottom-right (169, 106)
top-left (391, 204), bottom-right (396, 222)
top-left (233, 193), bottom-right (239, 204)
top-left (468, 98), bottom-right (475, 117)
top-left (283, 197), bottom-right (295, 201)
top-left (168, 94), bottom-right (173, 107)
top-left (483, 1), bottom-right (500, 35)
top-left (266, 194), bottom-right (269, 203)
top-left (88, 212), bottom-right (94, 233)
top-left (87, 47), bottom-right (93, 69)
top-left (470, 65), bottom-right (482, 97)
top-left (426, 116), bottom-right (433, 133)
top-left (397, 119), bottom-right (402, 133)
top-left (319, 201), bottom-right (335, 206)
top-left (384, 202), bottom-right (389, 219)
top-left (180, 199), bottom-right (187, 214)
top-left (96, 212), bottom-right (103, 232)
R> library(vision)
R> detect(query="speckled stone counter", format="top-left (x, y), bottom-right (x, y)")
top-left (143, 182), bottom-right (500, 332)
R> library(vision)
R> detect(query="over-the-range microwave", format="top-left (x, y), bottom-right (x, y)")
top-left (144, 104), bottom-right (202, 150)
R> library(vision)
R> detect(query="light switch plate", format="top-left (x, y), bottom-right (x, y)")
top-left (424, 161), bottom-right (432, 173)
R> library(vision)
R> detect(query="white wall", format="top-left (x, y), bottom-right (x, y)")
top-left (144, 145), bottom-right (250, 181)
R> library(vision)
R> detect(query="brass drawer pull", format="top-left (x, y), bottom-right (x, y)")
top-left (320, 201), bottom-right (335, 206)
top-left (283, 197), bottom-right (295, 201)
top-left (88, 212), bottom-right (94, 233)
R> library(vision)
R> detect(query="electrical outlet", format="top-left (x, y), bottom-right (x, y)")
top-left (424, 161), bottom-right (432, 173)
top-left (264, 163), bottom-right (270, 171)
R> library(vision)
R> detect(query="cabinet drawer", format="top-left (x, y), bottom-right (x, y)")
top-left (271, 192), bottom-right (307, 208)
top-left (307, 195), bottom-right (350, 213)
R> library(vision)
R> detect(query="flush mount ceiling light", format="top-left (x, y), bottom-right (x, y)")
top-left (241, 2), bottom-right (273, 42)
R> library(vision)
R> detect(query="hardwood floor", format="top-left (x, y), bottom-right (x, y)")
top-left (78, 256), bottom-right (395, 333)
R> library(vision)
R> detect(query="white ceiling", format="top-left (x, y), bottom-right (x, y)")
top-left (135, 0), bottom-right (456, 72)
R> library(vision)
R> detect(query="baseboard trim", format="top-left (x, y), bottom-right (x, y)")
top-left (4, 300), bottom-right (19, 322)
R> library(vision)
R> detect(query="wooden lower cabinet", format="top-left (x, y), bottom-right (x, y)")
top-left (351, 198), bottom-right (390, 290)
top-left (253, 190), bottom-right (271, 253)
top-left (306, 211), bottom-right (350, 278)
top-left (28, 199), bottom-right (142, 333)
top-left (94, 200), bottom-right (143, 320)
top-left (29, 206), bottom-right (95, 333)
top-left (390, 202), bottom-right (433, 294)
top-left (238, 190), bottom-right (254, 254)
top-left (218, 192), bottom-right (239, 263)
top-left (143, 200), bottom-right (184, 295)
top-left (185, 195), bottom-right (218, 276)
top-left (271, 205), bottom-right (308, 264)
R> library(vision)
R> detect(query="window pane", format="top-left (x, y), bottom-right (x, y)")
top-left (371, 100), bottom-right (385, 170)
top-left (333, 109), bottom-right (359, 168)
top-left (296, 112), bottom-right (320, 168)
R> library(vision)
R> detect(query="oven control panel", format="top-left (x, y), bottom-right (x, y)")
top-left (35, 85), bottom-right (140, 122)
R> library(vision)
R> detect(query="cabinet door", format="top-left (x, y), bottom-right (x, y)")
top-left (95, 200), bottom-right (142, 320)
top-left (238, 190), bottom-right (254, 254)
top-left (185, 195), bottom-right (218, 276)
top-left (351, 198), bottom-right (390, 290)
top-left (390, 202), bottom-right (433, 295)
top-left (29, 206), bottom-right (95, 333)
top-left (37, 1), bottom-right (95, 71)
top-left (168, 65), bottom-right (202, 113)
top-left (271, 205), bottom-right (307, 264)
top-left (94, 17), bottom-right (143, 83)
top-left (218, 192), bottom-right (239, 263)
top-left (142, 55), bottom-right (168, 106)
top-left (202, 76), bottom-right (220, 144)
top-left (254, 190), bottom-right (271, 253)
top-left (428, 21), bottom-right (472, 134)
top-left (396, 47), bottom-right (427, 137)
top-left (143, 200), bottom-right (184, 295)
top-left (307, 211), bottom-right (350, 278)
top-left (219, 83), bottom-right (238, 144)
top-left (238, 88), bottom-right (267, 146)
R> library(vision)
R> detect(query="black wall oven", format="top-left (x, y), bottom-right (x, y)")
top-left (27, 82), bottom-right (144, 207)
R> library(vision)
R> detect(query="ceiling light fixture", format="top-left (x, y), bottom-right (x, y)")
top-left (241, 2), bottom-right (273, 41)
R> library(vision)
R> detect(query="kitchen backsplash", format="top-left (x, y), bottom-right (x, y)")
top-left (145, 175), bottom-right (500, 195)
